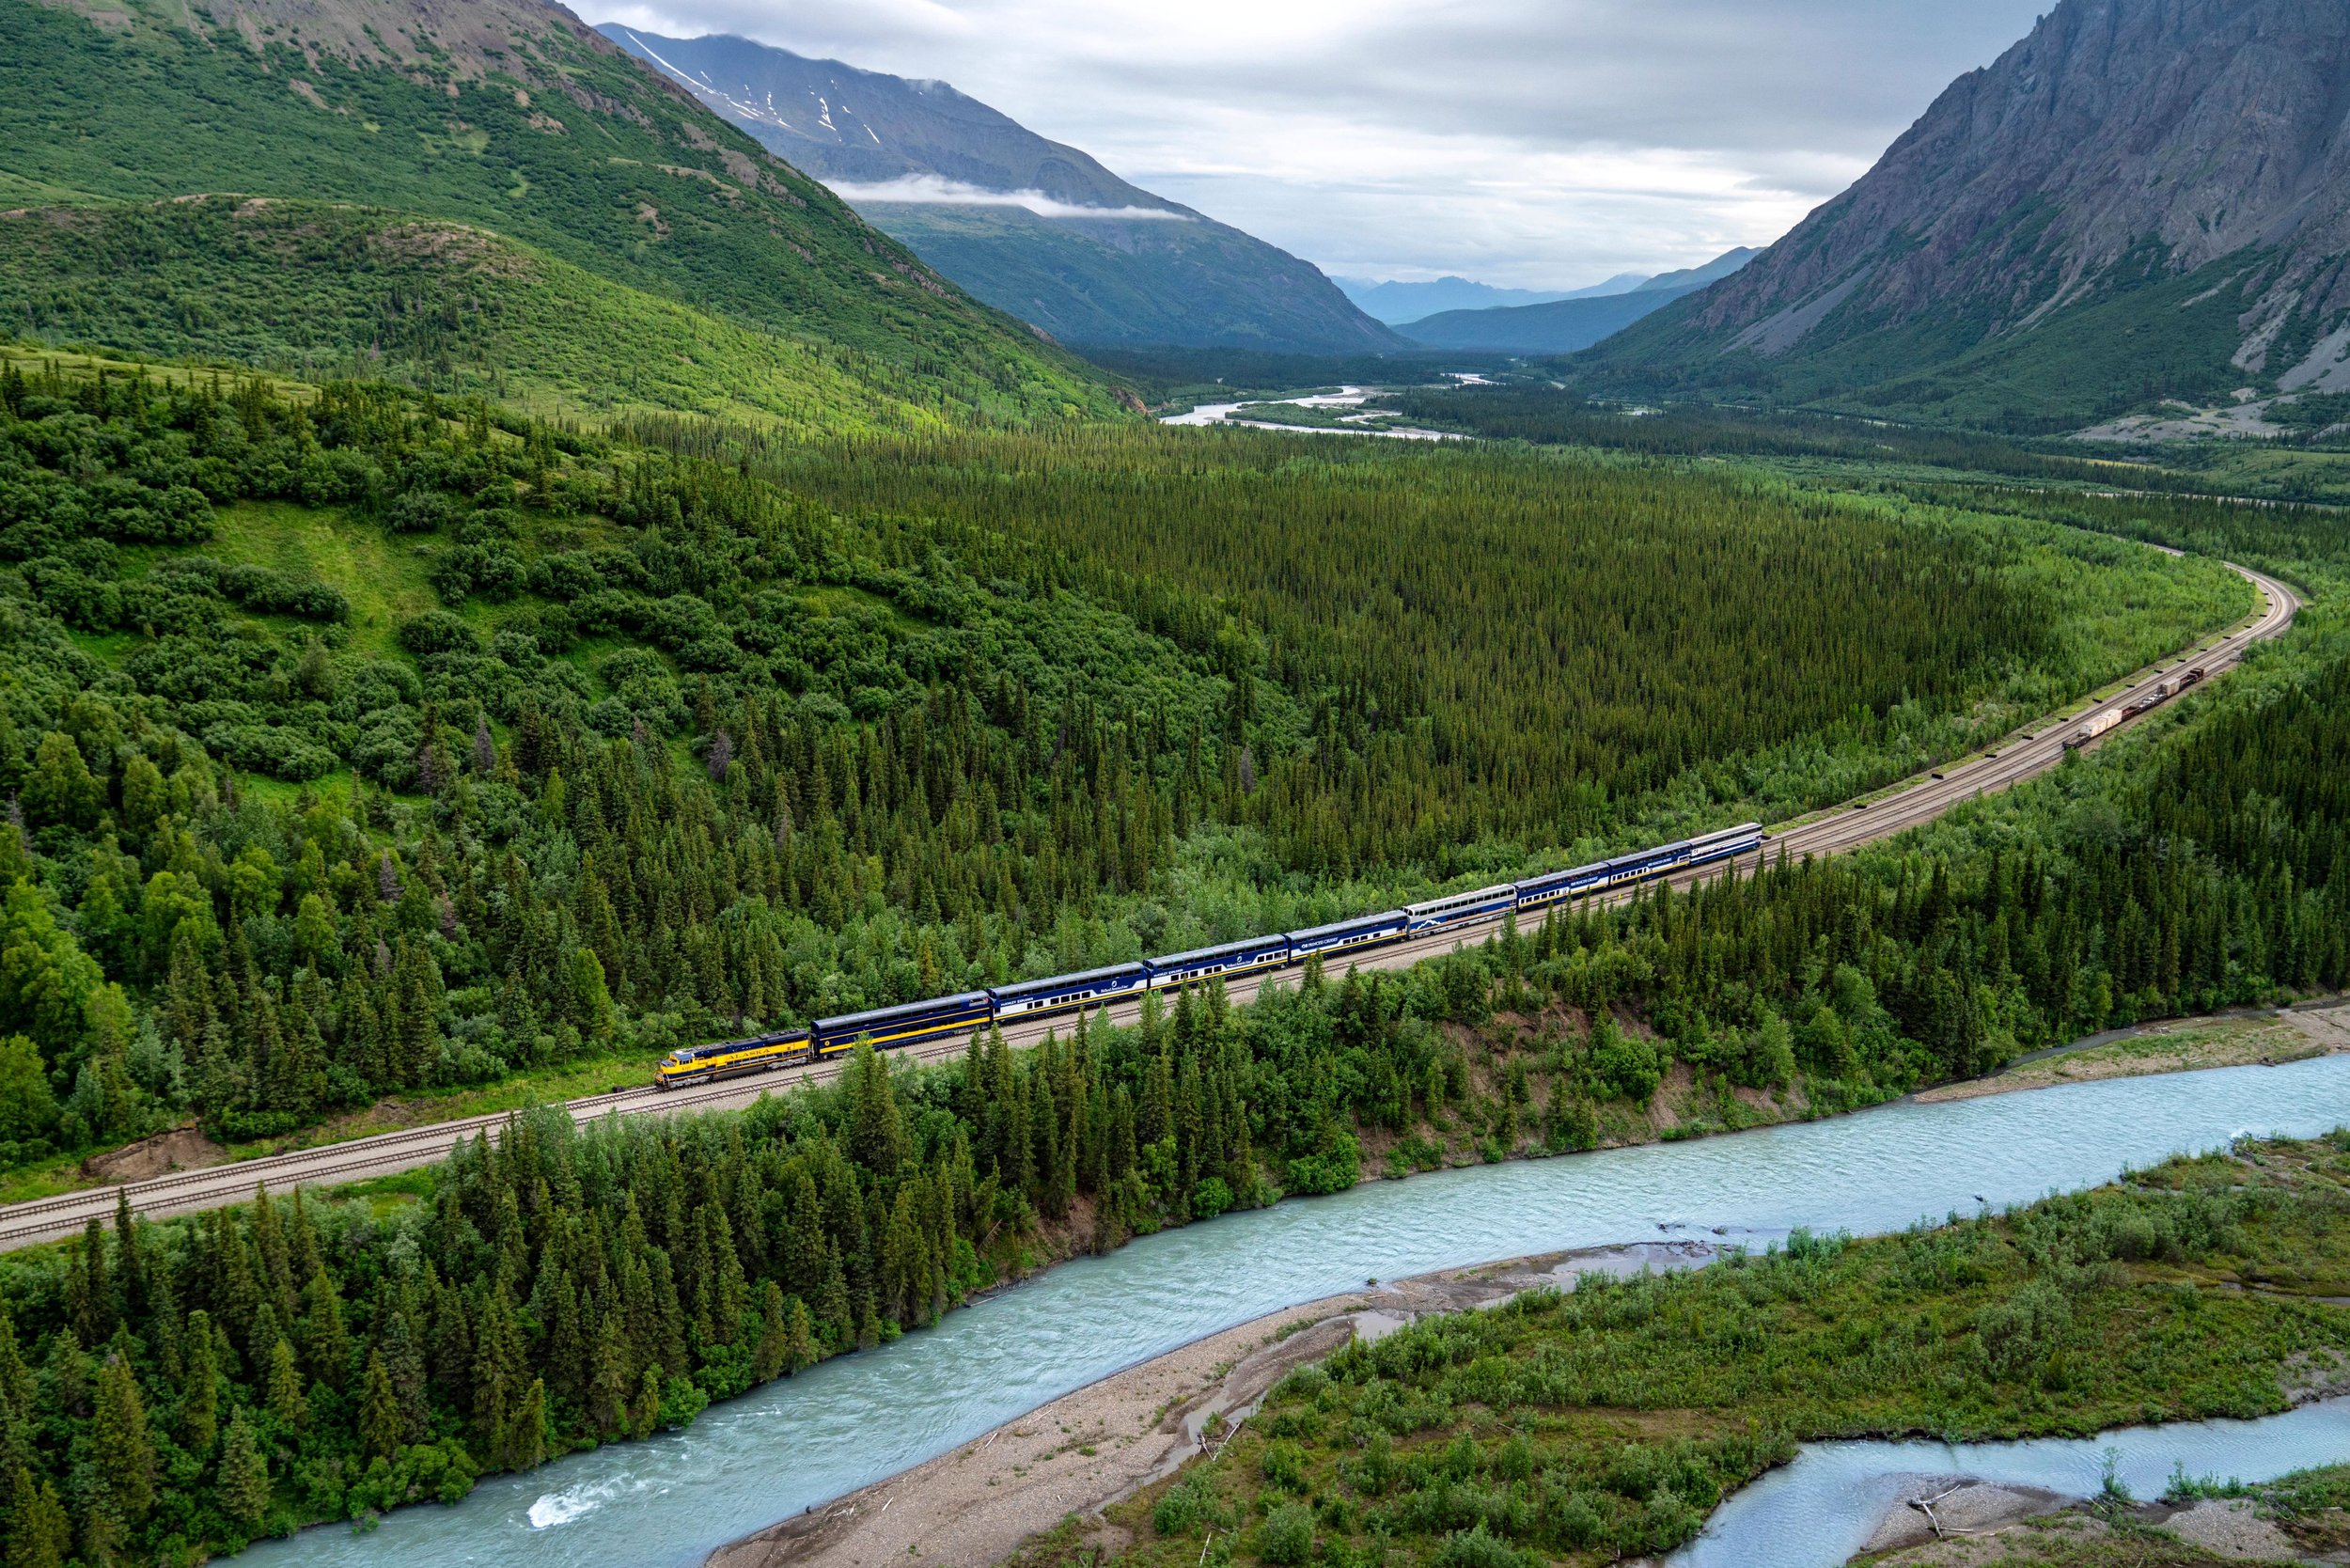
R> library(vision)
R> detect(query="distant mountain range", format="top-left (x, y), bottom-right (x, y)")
top-left (1396, 250), bottom-right (1759, 353)
top-left (1575, 0), bottom-right (2350, 431)
top-left (1335, 274), bottom-right (1648, 325)
top-left (600, 27), bottom-right (1401, 354)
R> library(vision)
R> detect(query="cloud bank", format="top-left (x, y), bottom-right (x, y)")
top-left (823, 174), bottom-right (1194, 220)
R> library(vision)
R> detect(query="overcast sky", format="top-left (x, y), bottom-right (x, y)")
top-left (576, 0), bottom-right (2054, 289)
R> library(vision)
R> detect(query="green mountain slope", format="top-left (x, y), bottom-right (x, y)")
top-left (0, 197), bottom-right (1055, 430)
top-left (0, 0), bottom-right (1117, 423)
top-left (599, 26), bottom-right (1402, 354)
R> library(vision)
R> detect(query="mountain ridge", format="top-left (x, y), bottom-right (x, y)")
top-left (1337, 275), bottom-right (1608, 325)
top-left (599, 25), bottom-right (1402, 354)
top-left (1574, 0), bottom-right (2350, 429)
top-left (0, 0), bottom-right (1120, 423)
top-left (1397, 249), bottom-right (1758, 354)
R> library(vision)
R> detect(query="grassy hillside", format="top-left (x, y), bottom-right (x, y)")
top-left (0, 197), bottom-right (1056, 431)
top-left (0, 0), bottom-right (1117, 424)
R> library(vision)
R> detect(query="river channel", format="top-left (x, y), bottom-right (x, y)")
top-left (1671, 1398), bottom-right (2350, 1567)
top-left (241, 1056), bottom-right (2350, 1568)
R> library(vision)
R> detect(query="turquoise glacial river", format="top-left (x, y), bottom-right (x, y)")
top-left (240, 1055), bottom-right (2350, 1568)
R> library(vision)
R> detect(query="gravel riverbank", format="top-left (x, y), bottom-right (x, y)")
top-left (703, 1241), bottom-right (1716, 1568)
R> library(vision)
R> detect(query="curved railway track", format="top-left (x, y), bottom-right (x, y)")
top-left (0, 561), bottom-right (2299, 1251)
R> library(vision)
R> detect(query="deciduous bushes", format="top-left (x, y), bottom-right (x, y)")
top-left (1100, 1138), bottom-right (2350, 1568)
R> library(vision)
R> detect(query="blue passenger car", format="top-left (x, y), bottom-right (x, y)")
top-left (1404, 882), bottom-right (1517, 933)
top-left (1512, 860), bottom-right (1610, 912)
top-left (988, 963), bottom-right (1149, 1023)
top-left (813, 992), bottom-right (992, 1055)
top-left (1147, 933), bottom-right (1292, 990)
top-left (1684, 823), bottom-right (1764, 867)
top-left (1289, 910), bottom-right (1408, 961)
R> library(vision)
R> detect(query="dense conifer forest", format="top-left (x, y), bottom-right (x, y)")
top-left (631, 418), bottom-right (2244, 870)
top-left (0, 353), bottom-right (2240, 1174)
top-left (1, 345), bottom-right (2344, 1563)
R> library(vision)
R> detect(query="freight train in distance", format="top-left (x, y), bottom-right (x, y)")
top-left (653, 823), bottom-right (1766, 1090)
top-left (2063, 666), bottom-right (2205, 752)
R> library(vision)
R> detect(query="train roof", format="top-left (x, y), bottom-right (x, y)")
top-left (1405, 882), bottom-right (1515, 916)
top-left (817, 993), bottom-right (990, 1031)
top-left (1291, 910), bottom-right (1408, 942)
top-left (991, 963), bottom-right (1148, 996)
top-left (1516, 861), bottom-right (1607, 889)
top-left (1152, 933), bottom-right (1291, 966)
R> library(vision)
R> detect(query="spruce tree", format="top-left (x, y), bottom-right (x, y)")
top-left (180, 1309), bottom-right (219, 1455)
top-left (218, 1409), bottom-right (272, 1533)
top-left (785, 1295), bottom-right (816, 1374)
top-left (506, 1377), bottom-right (549, 1471)
top-left (628, 1367), bottom-right (662, 1441)
top-left (265, 1336), bottom-right (309, 1431)
top-left (472, 1285), bottom-right (525, 1450)
top-left (753, 1280), bottom-right (789, 1382)
top-left (5, 1467), bottom-right (70, 1568)
top-left (359, 1350), bottom-right (403, 1461)
top-left (588, 1313), bottom-right (633, 1435)
top-left (91, 1352), bottom-right (156, 1522)
top-left (845, 1042), bottom-right (905, 1177)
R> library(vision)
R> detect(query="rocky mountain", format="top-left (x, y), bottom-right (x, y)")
top-left (1398, 249), bottom-right (1758, 353)
top-left (1576, 0), bottom-right (2350, 431)
top-left (0, 0), bottom-right (1117, 425)
top-left (599, 27), bottom-right (1401, 354)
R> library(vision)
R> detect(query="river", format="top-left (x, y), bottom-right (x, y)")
top-left (1672, 1399), bottom-right (2350, 1567)
top-left (1159, 385), bottom-right (1463, 440)
top-left (240, 1056), bottom-right (2350, 1568)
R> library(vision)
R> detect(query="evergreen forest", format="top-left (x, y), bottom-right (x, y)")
top-left (0, 340), bottom-right (2345, 1560)
top-left (0, 350), bottom-right (2244, 1173)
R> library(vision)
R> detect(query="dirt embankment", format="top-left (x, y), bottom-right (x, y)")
top-left (79, 1126), bottom-right (227, 1184)
top-left (704, 1242), bottom-right (1715, 1568)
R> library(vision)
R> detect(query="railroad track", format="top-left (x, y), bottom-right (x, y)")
top-left (0, 562), bottom-right (2298, 1251)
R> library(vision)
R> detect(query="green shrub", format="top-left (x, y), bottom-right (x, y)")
top-left (1434, 1522), bottom-right (1528, 1568)
top-left (1258, 1501), bottom-right (1315, 1565)
top-left (1260, 1438), bottom-right (1308, 1491)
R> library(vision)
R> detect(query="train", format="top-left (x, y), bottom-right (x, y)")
top-left (653, 821), bottom-right (1766, 1090)
top-left (2063, 666), bottom-right (2205, 751)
